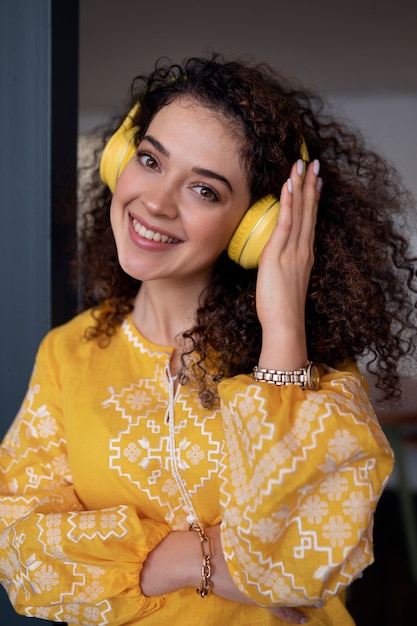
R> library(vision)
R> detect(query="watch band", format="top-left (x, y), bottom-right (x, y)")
top-left (253, 361), bottom-right (320, 390)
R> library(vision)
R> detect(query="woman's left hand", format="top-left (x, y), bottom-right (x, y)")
top-left (256, 159), bottom-right (322, 370)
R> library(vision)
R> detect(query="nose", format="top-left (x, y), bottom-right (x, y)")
top-left (140, 180), bottom-right (179, 220)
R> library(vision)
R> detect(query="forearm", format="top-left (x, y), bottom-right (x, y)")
top-left (140, 524), bottom-right (247, 601)
top-left (141, 525), bottom-right (308, 624)
top-left (258, 325), bottom-right (308, 370)
top-left (140, 527), bottom-right (201, 595)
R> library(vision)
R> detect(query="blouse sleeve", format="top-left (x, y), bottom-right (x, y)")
top-left (217, 368), bottom-right (394, 608)
top-left (0, 338), bottom-right (171, 626)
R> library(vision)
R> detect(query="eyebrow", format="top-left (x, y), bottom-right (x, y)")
top-left (143, 135), bottom-right (168, 157)
top-left (143, 134), bottom-right (233, 192)
top-left (191, 167), bottom-right (233, 193)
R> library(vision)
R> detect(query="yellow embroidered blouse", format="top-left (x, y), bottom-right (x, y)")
top-left (0, 309), bottom-right (393, 625)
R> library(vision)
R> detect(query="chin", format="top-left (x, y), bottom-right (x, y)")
top-left (122, 256), bottom-right (179, 283)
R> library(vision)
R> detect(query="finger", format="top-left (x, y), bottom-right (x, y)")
top-left (278, 159), bottom-right (310, 249)
top-left (268, 605), bottom-right (308, 624)
top-left (266, 158), bottom-right (320, 255)
top-left (270, 177), bottom-right (295, 248)
top-left (286, 160), bottom-right (305, 235)
top-left (299, 159), bottom-right (321, 248)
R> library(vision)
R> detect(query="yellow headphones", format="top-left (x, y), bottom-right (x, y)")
top-left (100, 104), bottom-right (140, 193)
top-left (100, 105), bottom-right (309, 269)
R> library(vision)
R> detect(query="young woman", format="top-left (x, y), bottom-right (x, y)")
top-left (0, 53), bottom-right (416, 626)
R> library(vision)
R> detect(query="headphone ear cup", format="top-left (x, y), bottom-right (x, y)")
top-left (100, 105), bottom-right (139, 192)
top-left (227, 194), bottom-right (280, 269)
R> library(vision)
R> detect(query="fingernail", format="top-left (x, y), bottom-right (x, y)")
top-left (317, 177), bottom-right (323, 192)
top-left (300, 618), bottom-right (309, 624)
top-left (313, 159), bottom-right (320, 176)
top-left (297, 159), bottom-right (304, 176)
top-left (287, 177), bottom-right (293, 193)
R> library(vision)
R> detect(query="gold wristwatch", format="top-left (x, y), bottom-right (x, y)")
top-left (253, 361), bottom-right (320, 391)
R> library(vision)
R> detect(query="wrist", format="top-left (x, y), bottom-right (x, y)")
top-left (259, 330), bottom-right (307, 371)
top-left (141, 531), bottom-right (201, 596)
top-left (189, 523), bottom-right (213, 597)
top-left (183, 529), bottom-right (204, 589)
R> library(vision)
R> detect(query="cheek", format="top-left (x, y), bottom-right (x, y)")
top-left (109, 195), bottom-right (129, 245)
top-left (223, 209), bottom-right (247, 243)
top-left (193, 212), bottom-right (243, 254)
top-left (109, 197), bottom-right (118, 232)
top-left (111, 162), bottom-right (138, 206)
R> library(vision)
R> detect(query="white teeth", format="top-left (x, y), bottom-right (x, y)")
top-left (132, 218), bottom-right (179, 243)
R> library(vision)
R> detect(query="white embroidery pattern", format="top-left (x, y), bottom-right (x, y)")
top-left (106, 361), bottom-right (220, 528)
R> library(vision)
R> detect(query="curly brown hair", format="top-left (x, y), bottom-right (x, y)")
top-left (77, 53), bottom-right (417, 407)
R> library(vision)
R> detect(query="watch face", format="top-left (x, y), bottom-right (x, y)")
top-left (309, 364), bottom-right (321, 391)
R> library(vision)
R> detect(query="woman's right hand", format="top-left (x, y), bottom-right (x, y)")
top-left (141, 524), bottom-right (307, 624)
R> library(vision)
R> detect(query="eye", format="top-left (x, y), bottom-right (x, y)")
top-left (193, 184), bottom-right (220, 203)
top-left (136, 150), bottom-right (159, 171)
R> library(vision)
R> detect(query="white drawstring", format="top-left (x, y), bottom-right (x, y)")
top-left (166, 364), bottom-right (199, 525)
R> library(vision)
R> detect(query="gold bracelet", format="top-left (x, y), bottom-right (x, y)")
top-left (190, 522), bottom-right (213, 597)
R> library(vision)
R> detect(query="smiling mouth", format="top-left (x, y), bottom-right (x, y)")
top-left (131, 217), bottom-right (182, 244)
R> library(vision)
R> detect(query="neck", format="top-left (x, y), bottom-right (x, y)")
top-left (131, 278), bottom-right (206, 348)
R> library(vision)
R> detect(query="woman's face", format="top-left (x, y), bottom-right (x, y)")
top-left (110, 97), bottom-right (251, 285)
